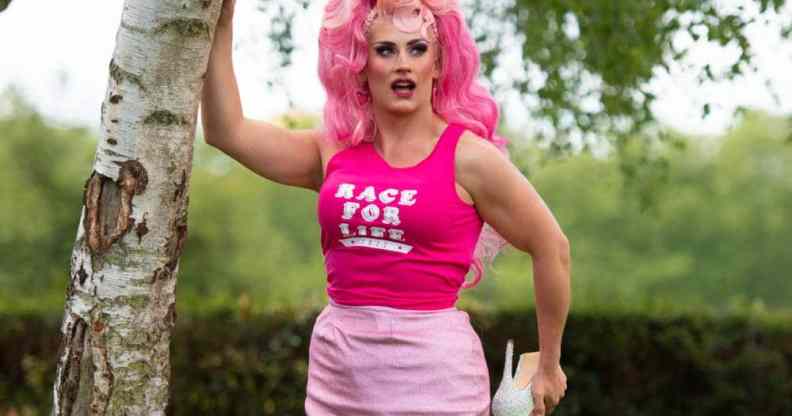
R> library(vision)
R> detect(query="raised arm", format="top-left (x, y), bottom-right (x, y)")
top-left (201, 0), bottom-right (323, 191)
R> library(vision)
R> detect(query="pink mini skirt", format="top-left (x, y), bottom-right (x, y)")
top-left (305, 299), bottom-right (491, 415)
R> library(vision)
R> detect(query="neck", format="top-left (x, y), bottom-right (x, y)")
top-left (371, 107), bottom-right (446, 152)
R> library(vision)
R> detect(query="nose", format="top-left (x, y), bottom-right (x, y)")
top-left (395, 51), bottom-right (412, 72)
top-left (396, 66), bottom-right (411, 76)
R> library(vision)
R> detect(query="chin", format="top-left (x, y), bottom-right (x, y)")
top-left (375, 98), bottom-right (429, 115)
top-left (386, 104), bottom-right (419, 114)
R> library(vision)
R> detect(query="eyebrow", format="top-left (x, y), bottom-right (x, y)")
top-left (372, 39), bottom-right (428, 47)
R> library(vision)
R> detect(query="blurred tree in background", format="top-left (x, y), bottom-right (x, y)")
top-left (2, 87), bottom-right (790, 319)
top-left (493, 112), bottom-right (792, 317)
top-left (262, 0), bottom-right (790, 145)
top-left (258, 0), bottom-right (791, 209)
top-left (0, 89), bottom-right (95, 308)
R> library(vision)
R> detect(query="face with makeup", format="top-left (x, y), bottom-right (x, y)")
top-left (361, 16), bottom-right (441, 116)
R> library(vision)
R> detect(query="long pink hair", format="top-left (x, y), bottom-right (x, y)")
top-left (317, 0), bottom-right (510, 288)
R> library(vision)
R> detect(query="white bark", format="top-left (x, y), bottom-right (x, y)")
top-left (52, 1), bottom-right (223, 414)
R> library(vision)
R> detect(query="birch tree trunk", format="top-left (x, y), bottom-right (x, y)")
top-left (51, 1), bottom-right (223, 414)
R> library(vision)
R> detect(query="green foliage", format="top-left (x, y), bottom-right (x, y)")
top-left (490, 111), bottom-right (792, 318)
top-left (1, 88), bottom-right (791, 319)
top-left (180, 146), bottom-right (328, 314)
top-left (261, 0), bottom-right (789, 153)
top-left (257, 0), bottom-right (311, 68)
top-left (0, 88), bottom-right (95, 301)
top-left (2, 309), bottom-right (791, 414)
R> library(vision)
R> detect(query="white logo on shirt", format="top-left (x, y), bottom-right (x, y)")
top-left (333, 183), bottom-right (417, 253)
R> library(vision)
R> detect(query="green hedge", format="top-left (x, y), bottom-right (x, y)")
top-left (2, 309), bottom-right (790, 415)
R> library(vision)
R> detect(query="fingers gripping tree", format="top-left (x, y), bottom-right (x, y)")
top-left (51, 1), bottom-right (224, 413)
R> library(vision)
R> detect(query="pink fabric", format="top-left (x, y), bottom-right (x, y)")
top-left (305, 299), bottom-right (491, 415)
top-left (317, 123), bottom-right (484, 310)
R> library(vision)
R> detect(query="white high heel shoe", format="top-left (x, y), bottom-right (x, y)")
top-left (491, 339), bottom-right (538, 416)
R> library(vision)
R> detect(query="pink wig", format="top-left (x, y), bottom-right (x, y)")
top-left (317, 0), bottom-right (510, 288)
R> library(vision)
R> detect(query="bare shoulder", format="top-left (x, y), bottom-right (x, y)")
top-left (315, 130), bottom-right (348, 161)
top-left (313, 129), bottom-right (350, 190)
top-left (454, 129), bottom-right (568, 257)
top-left (456, 129), bottom-right (507, 164)
top-left (455, 130), bottom-right (512, 201)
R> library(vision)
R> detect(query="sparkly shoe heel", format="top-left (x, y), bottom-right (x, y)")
top-left (491, 339), bottom-right (536, 416)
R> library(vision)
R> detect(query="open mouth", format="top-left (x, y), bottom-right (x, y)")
top-left (391, 80), bottom-right (416, 93)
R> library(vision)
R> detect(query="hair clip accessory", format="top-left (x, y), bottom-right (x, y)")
top-left (364, 0), bottom-right (439, 41)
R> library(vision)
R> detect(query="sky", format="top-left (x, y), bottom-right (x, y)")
top-left (0, 0), bottom-right (790, 140)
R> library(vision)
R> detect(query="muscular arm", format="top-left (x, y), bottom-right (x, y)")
top-left (201, 17), bottom-right (323, 191)
top-left (456, 132), bottom-right (571, 369)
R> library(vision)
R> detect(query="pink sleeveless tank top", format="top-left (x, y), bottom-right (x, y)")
top-left (317, 123), bottom-right (484, 310)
